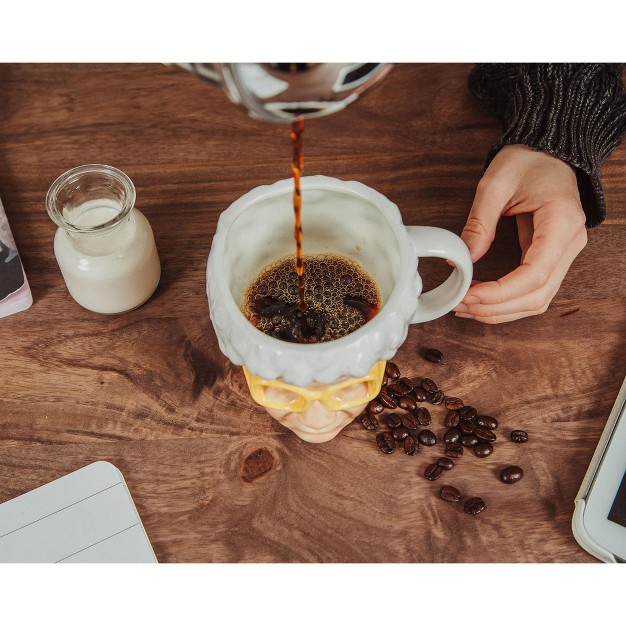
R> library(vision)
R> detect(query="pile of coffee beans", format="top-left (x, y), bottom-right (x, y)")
top-left (359, 353), bottom-right (529, 516)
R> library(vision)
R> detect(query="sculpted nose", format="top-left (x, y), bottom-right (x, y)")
top-left (300, 401), bottom-right (337, 429)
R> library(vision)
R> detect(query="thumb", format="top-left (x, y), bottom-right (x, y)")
top-left (462, 178), bottom-right (510, 263)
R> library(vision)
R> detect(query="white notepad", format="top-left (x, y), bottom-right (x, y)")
top-left (0, 461), bottom-right (157, 563)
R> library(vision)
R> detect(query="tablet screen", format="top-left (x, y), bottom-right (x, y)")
top-left (608, 471), bottom-right (626, 528)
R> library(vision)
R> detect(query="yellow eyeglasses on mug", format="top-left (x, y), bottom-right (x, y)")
top-left (243, 361), bottom-right (386, 412)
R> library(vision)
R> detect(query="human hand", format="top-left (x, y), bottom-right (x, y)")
top-left (453, 144), bottom-right (588, 323)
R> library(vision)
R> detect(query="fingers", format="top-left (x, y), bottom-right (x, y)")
top-left (456, 278), bottom-right (561, 323)
top-left (461, 176), bottom-right (512, 263)
top-left (461, 203), bottom-right (585, 304)
top-left (453, 203), bottom-right (587, 323)
top-left (516, 213), bottom-right (533, 264)
top-left (454, 281), bottom-right (561, 323)
top-left (454, 232), bottom-right (582, 324)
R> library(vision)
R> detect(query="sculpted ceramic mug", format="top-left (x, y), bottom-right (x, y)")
top-left (207, 176), bottom-right (472, 443)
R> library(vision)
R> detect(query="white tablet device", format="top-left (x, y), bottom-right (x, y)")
top-left (573, 375), bottom-right (626, 562)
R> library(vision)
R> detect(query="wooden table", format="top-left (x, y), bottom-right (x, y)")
top-left (0, 64), bottom-right (624, 563)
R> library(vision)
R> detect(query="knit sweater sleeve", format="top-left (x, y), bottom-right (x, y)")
top-left (468, 64), bottom-right (626, 227)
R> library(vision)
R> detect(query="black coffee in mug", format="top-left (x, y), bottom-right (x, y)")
top-left (242, 254), bottom-right (381, 344)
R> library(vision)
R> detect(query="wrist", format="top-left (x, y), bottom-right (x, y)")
top-left (493, 144), bottom-right (578, 187)
top-left (500, 144), bottom-right (577, 177)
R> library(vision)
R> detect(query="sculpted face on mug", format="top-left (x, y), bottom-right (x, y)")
top-left (263, 379), bottom-right (370, 443)
top-left (243, 362), bottom-right (385, 443)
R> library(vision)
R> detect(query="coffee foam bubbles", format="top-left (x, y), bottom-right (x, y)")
top-left (243, 254), bottom-right (381, 342)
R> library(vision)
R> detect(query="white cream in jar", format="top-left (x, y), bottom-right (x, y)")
top-left (46, 165), bottom-right (161, 314)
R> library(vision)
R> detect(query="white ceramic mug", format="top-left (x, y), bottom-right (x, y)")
top-left (207, 176), bottom-right (472, 441)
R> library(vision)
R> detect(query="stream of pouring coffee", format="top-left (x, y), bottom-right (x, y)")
top-left (290, 118), bottom-right (306, 312)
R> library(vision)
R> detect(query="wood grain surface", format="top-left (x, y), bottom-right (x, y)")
top-left (0, 63), bottom-right (624, 562)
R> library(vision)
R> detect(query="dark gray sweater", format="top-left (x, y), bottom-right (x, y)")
top-left (468, 64), bottom-right (626, 227)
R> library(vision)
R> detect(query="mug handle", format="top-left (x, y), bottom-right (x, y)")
top-left (406, 226), bottom-right (473, 323)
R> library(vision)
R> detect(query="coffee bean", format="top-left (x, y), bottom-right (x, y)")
top-left (367, 399), bottom-right (384, 414)
top-left (425, 463), bottom-right (443, 480)
top-left (408, 429), bottom-right (420, 441)
top-left (385, 413), bottom-right (403, 429)
top-left (376, 432), bottom-right (396, 454)
top-left (464, 497), bottom-right (486, 515)
top-left (381, 374), bottom-right (389, 388)
top-left (437, 457), bottom-right (454, 470)
top-left (415, 407), bottom-right (432, 426)
top-left (399, 377), bottom-right (415, 392)
top-left (385, 361), bottom-right (401, 380)
top-left (404, 435), bottom-right (419, 456)
top-left (428, 390), bottom-right (445, 405)
top-left (421, 378), bottom-right (438, 393)
top-left (445, 396), bottom-right (464, 411)
top-left (392, 426), bottom-right (410, 441)
top-left (425, 348), bottom-right (443, 363)
top-left (461, 435), bottom-right (479, 447)
top-left (459, 420), bottom-right (475, 435)
top-left (458, 406), bottom-right (477, 421)
top-left (418, 429), bottom-right (437, 446)
top-left (444, 428), bottom-right (461, 444)
top-left (474, 427), bottom-right (497, 442)
top-left (475, 415), bottom-right (498, 430)
top-left (398, 396), bottom-right (417, 412)
top-left (445, 411), bottom-right (460, 428)
top-left (360, 412), bottom-right (379, 430)
top-left (412, 386), bottom-right (428, 402)
top-left (511, 430), bottom-right (529, 443)
top-left (401, 414), bottom-right (418, 430)
top-left (440, 485), bottom-right (461, 502)
top-left (500, 466), bottom-right (524, 484)
top-left (445, 442), bottom-right (464, 458)
top-left (378, 391), bottom-right (397, 409)
top-left (387, 381), bottom-right (408, 398)
top-left (397, 379), bottom-right (413, 395)
top-left (473, 442), bottom-right (493, 458)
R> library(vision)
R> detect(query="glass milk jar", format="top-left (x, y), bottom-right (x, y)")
top-left (46, 164), bottom-right (161, 314)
